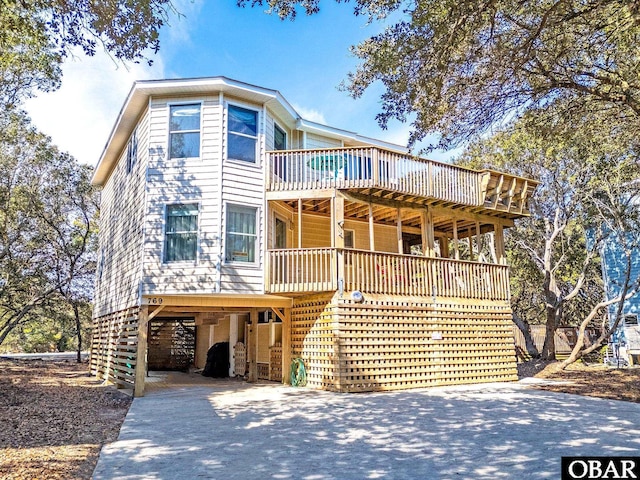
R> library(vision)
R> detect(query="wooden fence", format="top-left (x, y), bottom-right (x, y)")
top-left (90, 307), bottom-right (139, 389)
top-left (512, 325), bottom-right (600, 360)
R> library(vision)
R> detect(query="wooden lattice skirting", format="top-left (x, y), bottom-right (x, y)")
top-left (291, 292), bottom-right (518, 393)
top-left (90, 306), bottom-right (139, 389)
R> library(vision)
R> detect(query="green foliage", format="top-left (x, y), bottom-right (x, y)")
top-left (0, 110), bottom-right (98, 350)
top-left (458, 108), bottom-right (640, 357)
top-left (244, 0), bottom-right (640, 151)
top-left (0, 0), bottom-right (175, 108)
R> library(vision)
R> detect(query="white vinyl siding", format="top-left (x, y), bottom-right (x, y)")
top-left (305, 132), bottom-right (342, 149)
top-left (93, 110), bottom-right (150, 317)
top-left (141, 96), bottom-right (221, 295)
top-left (219, 100), bottom-right (266, 293)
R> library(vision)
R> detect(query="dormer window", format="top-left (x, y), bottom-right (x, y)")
top-left (228, 105), bottom-right (258, 163)
top-left (169, 104), bottom-right (201, 159)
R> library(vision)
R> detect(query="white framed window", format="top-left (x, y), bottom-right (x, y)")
top-left (274, 123), bottom-right (287, 151)
top-left (169, 104), bottom-right (201, 159)
top-left (228, 104), bottom-right (258, 163)
top-left (225, 204), bottom-right (258, 263)
top-left (126, 128), bottom-right (138, 173)
top-left (344, 229), bottom-right (355, 249)
top-left (164, 204), bottom-right (198, 262)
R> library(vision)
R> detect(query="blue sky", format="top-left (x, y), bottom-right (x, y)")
top-left (25, 1), bottom-right (456, 166)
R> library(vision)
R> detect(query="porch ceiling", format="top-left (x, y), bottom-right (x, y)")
top-left (280, 198), bottom-right (507, 237)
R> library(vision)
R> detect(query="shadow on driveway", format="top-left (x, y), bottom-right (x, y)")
top-left (93, 380), bottom-right (640, 479)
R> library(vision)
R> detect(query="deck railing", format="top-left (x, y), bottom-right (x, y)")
top-left (266, 248), bottom-right (510, 301)
top-left (267, 247), bottom-right (337, 294)
top-left (267, 147), bottom-right (483, 206)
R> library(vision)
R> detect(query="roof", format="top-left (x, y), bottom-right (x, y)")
top-left (91, 76), bottom-right (409, 186)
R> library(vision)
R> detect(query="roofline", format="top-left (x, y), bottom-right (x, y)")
top-left (91, 75), bottom-right (411, 186)
top-left (92, 76), bottom-right (305, 186)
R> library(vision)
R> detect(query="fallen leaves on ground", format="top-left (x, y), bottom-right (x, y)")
top-left (519, 359), bottom-right (640, 403)
top-left (0, 358), bottom-right (131, 480)
top-left (2, 357), bottom-right (639, 479)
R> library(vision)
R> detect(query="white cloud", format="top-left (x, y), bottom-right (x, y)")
top-left (291, 104), bottom-right (327, 125)
top-left (24, 51), bottom-right (165, 166)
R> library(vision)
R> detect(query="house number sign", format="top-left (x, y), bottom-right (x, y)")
top-left (147, 297), bottom-right (164, 305)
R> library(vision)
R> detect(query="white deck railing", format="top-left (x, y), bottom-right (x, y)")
top-left (267, 147), bottom-right (483, 206)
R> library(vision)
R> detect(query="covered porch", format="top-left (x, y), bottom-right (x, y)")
top-left (265, 191), bottom-right (515, 301)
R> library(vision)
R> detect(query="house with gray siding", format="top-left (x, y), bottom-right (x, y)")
top-left (91, 76), bottom-right (538, 396)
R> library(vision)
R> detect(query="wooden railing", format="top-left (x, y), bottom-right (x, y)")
top-left (267, 248), bottom-right (337, 294)
top-left (268, 147), bottom-right (483, 206)
top-left (266, 248), bottom-right (510, 301)
top-left (343, 250), bottom-right (510, 301)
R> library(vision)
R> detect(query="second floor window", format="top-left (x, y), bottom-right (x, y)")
top-left (274, 124), bottom-right (286, 150)
top-left (164, 204), bottom-right (198, 262)
top-left (126, 128), bottom-right (137, 173)
top-left (228, 105), bottom-right (257, 163)
top-left (226, 204), bottom-right (257, 263)
top-left (170, 104), bottom-right (201, 159)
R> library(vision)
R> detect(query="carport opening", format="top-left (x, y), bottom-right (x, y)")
top-left (147, 317), bottom-right (196, 372)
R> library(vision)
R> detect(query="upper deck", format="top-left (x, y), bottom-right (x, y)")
top-left (267, 147), bottom-right (537, 217)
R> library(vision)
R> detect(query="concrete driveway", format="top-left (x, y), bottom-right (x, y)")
top-left (92, 378), bottom-right (640, 479)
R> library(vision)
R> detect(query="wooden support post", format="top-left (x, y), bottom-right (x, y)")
top-left (495, 224), bottom-right (507, 265)
top-left (248, 308), bottom-right (258, 382)
top-left (134, 306), bottom-right (149, 397)
top-left (422, 208), bottom-right (435, 257)
top-left (475, 221), bottom-right (482, 261)
top-left (467, 226), bottom-right (474, 261)
top-left (372, 148), bottom-right (379, 184)
top-left (452, 219), bottom-right (459, 260)
top-left (229, 314), bottom-right (238, 377)
top-left (298, 199), bottom-right (303, 248)
top-left (397, 208), bottom-right (403, 254)
top-left (440, 236), bottom-right (450, 258)
top-left (282, 308), bottom-right (291, 384)
top-left (334, 195), bottom-right (345, 289)
top-left (369, 202), bottom-right (375, 251)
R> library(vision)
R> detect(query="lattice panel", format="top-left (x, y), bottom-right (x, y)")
top-left (147, 319), bottom-right (195, 371)
top-left (291, 294), bottom-right (338, 390)
top-left (90, 307), bottom-right (139, 389)
top-left (334, 294), bottom-right (518, 392)
top-left (258, 363), bottom-right (270, 380)
top-left (270, 344), bottom-right (282, 381)
top-left (234, 342), bottom-right (246, 376)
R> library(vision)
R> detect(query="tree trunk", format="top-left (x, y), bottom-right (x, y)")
top-left (541, 269), bottom-right (562, 360)
top-left (512, 314), bottom-right (539, 358)
top-left (73, 301), bottom-right (82, 363)
top-left (541, 308), bottom-right (556, 360)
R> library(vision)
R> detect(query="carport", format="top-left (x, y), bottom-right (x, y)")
top-left (134, 294), bottom-right (293, 397)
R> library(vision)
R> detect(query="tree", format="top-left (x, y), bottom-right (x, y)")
top-left (241, 0), bottom-right (640, 150)
top-left (0, 0), bottom-right (176, 108)
top-left (0, 111), bottom-right (97, 350)
top-left (459, 107), bottom-right (640, 360)
top-left (559, 158), bottom-right (640, 367)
